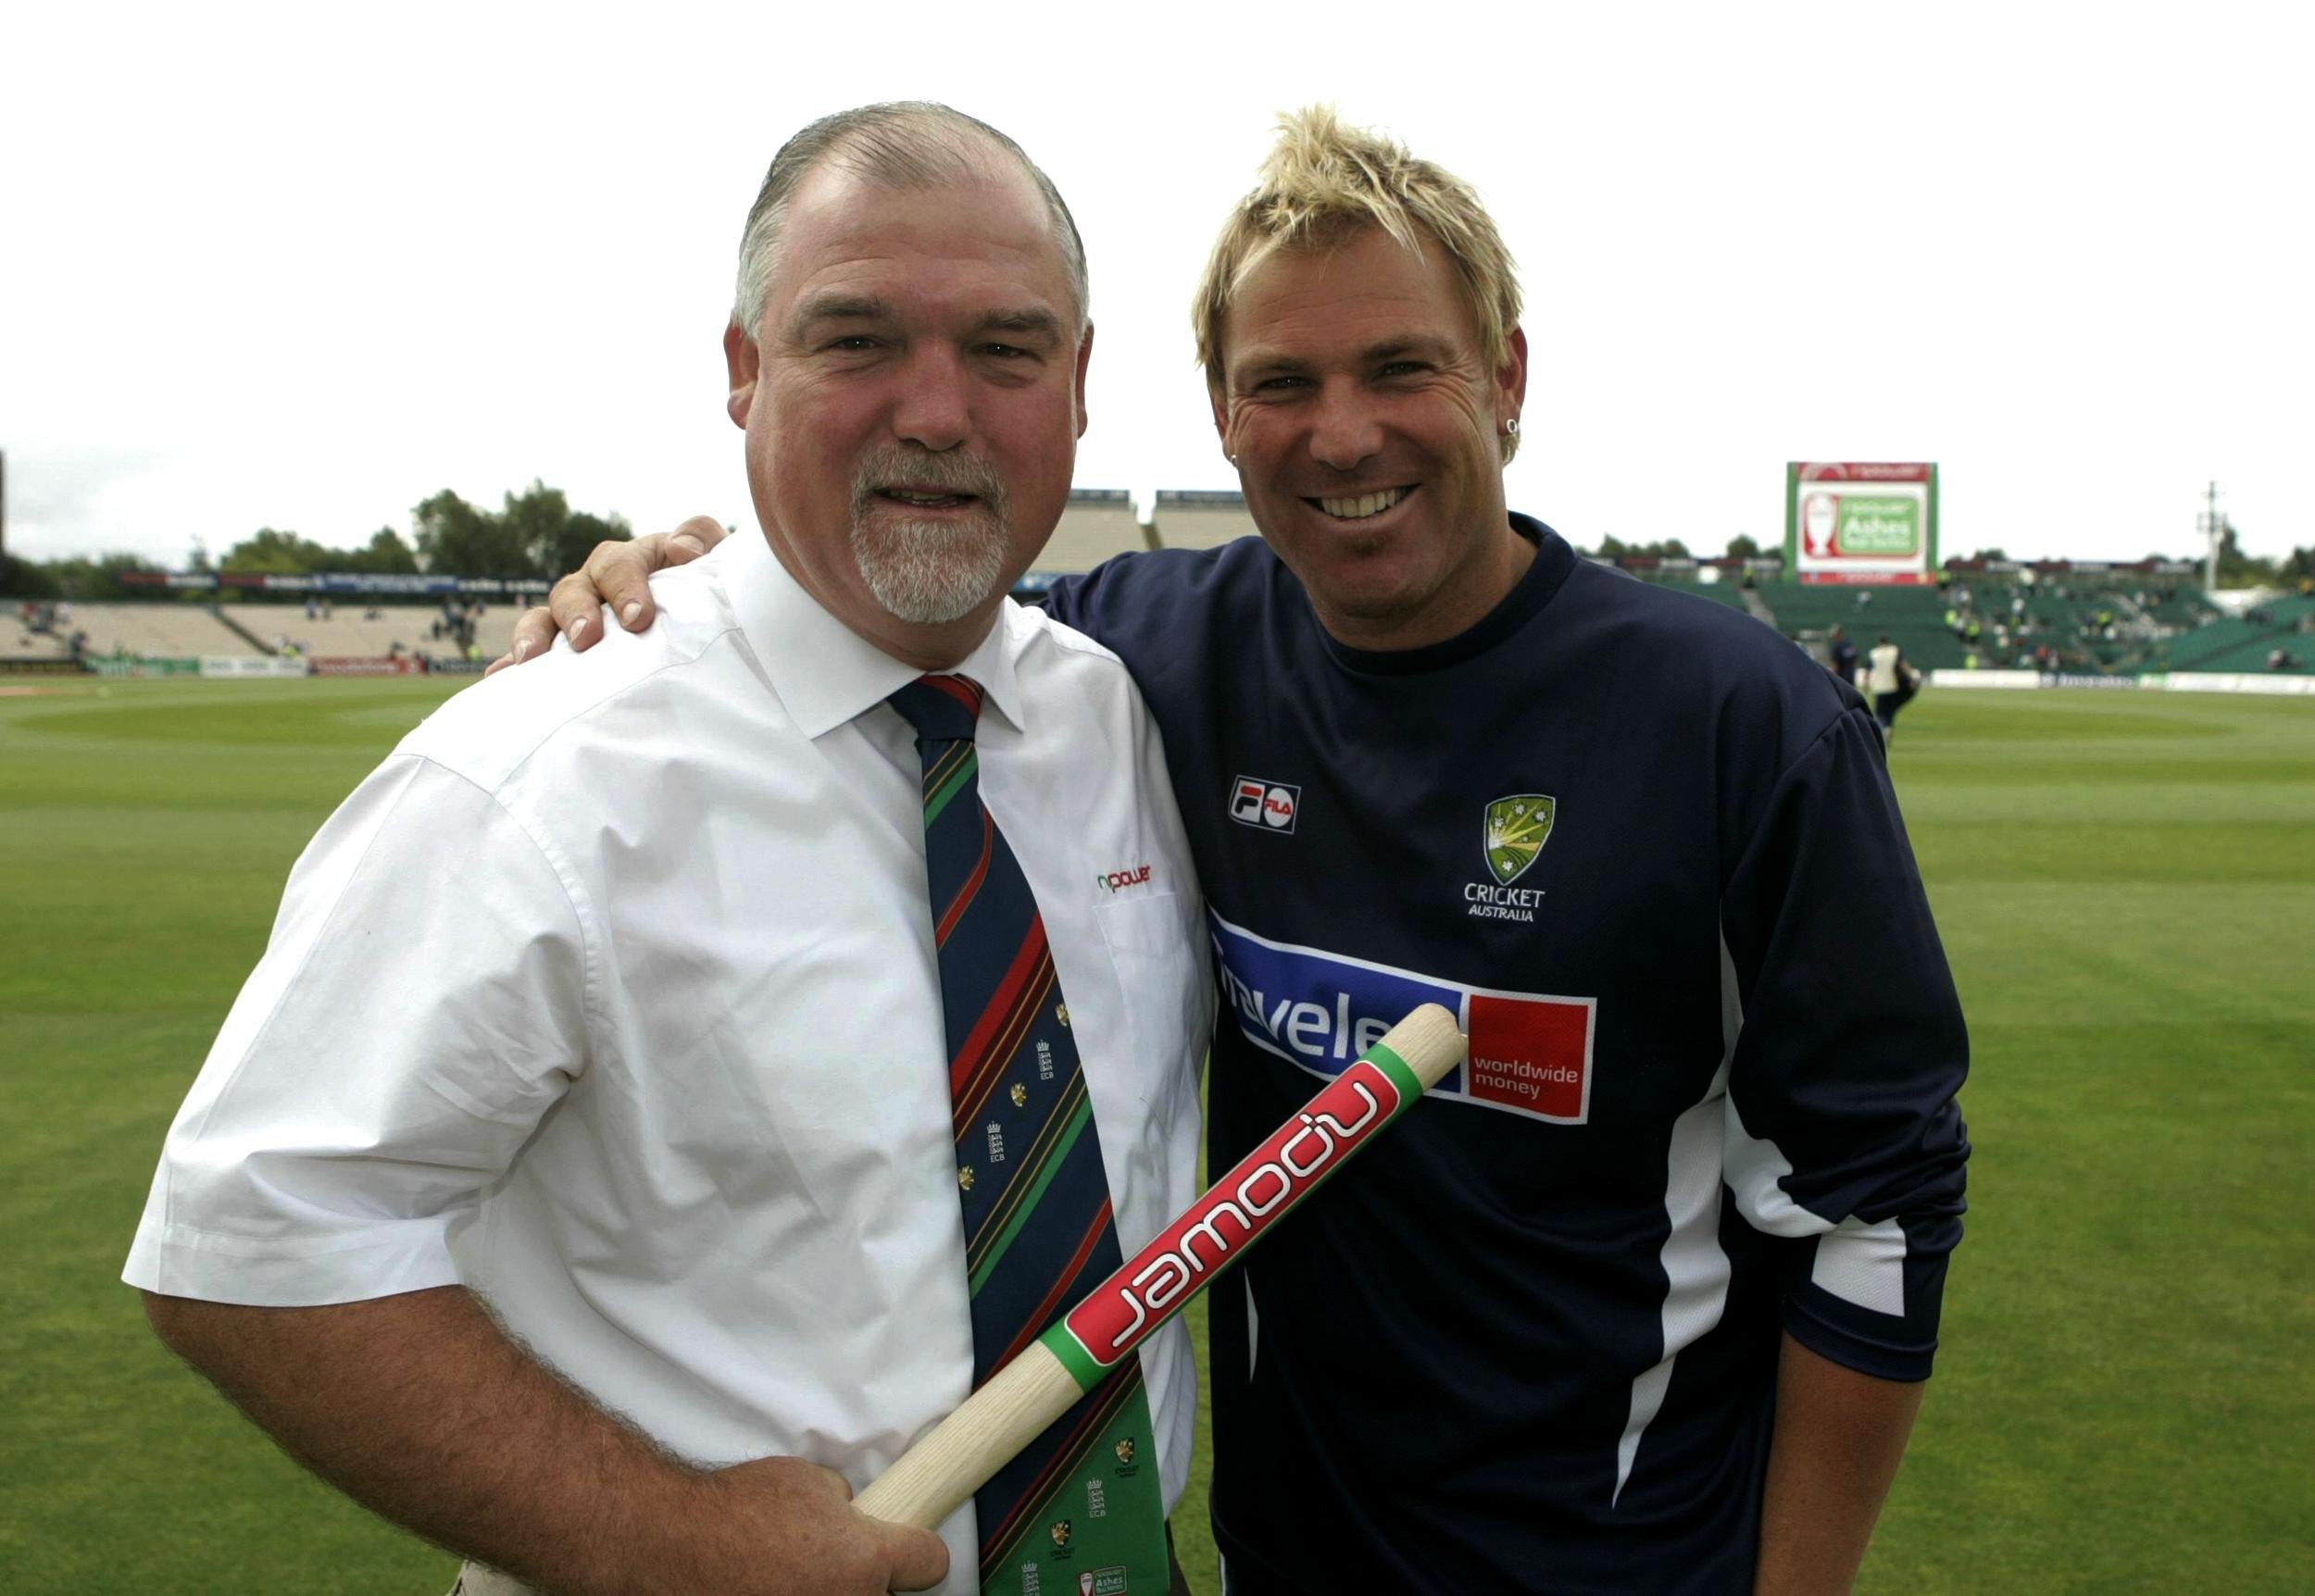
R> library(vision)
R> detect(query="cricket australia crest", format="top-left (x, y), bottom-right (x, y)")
top-left (1483, 794), bottom-right (1555, 886)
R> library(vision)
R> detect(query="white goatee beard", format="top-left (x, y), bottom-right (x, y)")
top-left (850, 446), bottom-right (1014, 625)
top-left (851, 516), bottom-right (1010, 625)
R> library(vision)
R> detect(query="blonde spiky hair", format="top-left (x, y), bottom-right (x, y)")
top-left (1193, 106), bottom-right (1523, 457)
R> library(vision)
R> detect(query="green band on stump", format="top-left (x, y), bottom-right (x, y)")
top-left (1363, 1041), bottom-right (1426, 1107)
top-left (1039, 1321), bottom-right (1109, 1391)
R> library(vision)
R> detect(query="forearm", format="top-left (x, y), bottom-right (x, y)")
top-left (144, 1285), bottom-right (696, 1594)
top-left (1754, 1330), bottom-right (1925, 1596)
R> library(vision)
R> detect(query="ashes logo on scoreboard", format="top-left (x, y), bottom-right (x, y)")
top-left (1228, 774), bottom-right (1300, 833)
top-left (1208, 912), bottom-right (1595, 1124)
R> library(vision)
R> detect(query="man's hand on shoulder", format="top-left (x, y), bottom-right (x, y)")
top-left (487, 517), bottom-right (731, 676)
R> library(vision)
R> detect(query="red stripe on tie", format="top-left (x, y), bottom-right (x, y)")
top-left (933, 806), bottom-right (994, 949)
top-left (984, 1196), bottom-right (1113, 1374)
top-left (952, 954), bottom-right (1053, 1136)
top-left (948, 916), bottom-right (1050, 1098)
top-left (925, 674), bottom-right (982, 717)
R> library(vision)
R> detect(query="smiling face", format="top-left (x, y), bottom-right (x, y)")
top-left (1212, 224), bottom-right (1530, 651)
top-left (725, 154), bottom-right (1090, 668)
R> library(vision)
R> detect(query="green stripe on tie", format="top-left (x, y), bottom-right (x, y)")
top-left (967, 1093), bottom-right (1092, 1294)
top-left (922, 747), bottom-right (977, 829)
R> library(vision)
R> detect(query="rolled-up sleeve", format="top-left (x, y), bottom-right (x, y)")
top-left (1718, 707), bottom-right (1971, 1381)
top-left (123, 754), bottom-right (592, 1305)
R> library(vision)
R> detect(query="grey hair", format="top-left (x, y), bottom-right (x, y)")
top-left (731, 101), bottom-right (1089, 342)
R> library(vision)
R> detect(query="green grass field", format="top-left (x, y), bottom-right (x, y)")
top-left (4, 677), bottom-right (2310, 1592)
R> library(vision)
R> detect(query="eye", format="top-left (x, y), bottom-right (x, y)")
top-left (1378, 360), bottom-right (1429, 378)
top-left (824, 335), bottom-right (880, 353)
top-left (1253, 374), bottom-right (1308, 392)
top-left (979, 343), bottom-right (1034, 360)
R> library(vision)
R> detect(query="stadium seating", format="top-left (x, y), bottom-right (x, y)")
top-left (1151, 490), bottom-right (1259, 551)
top-left (65, 605), bottom-right (244, 659)
top-left (1029, 489), bottom-right (1150, 574)
top-left (220, 603), bottom-right (524, 662)
top-left (7, 621), bottom-right (73, 658)
top-left (1754, 585), bottom-right (1969, 670)
top-left (2155, 595), bottom-right (2315, 674)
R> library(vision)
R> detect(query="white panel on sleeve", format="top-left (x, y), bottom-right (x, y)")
top-left (1809, 1216), bottom-right (1908, 1316)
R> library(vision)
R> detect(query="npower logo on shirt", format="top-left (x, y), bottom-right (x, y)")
top-left (1208, 911), bottom-right (1595, 1124)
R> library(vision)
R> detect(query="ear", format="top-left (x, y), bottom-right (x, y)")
top-left (724, 322), bottom-right (759, 430)
top-left (1073, 321), bottom-right (1095, 441)
top-left (1498, 325), bottom-right (1530, 424)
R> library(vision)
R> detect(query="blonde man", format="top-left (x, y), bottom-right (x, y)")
top-left (519, 107), bottom-right (1969, 1596)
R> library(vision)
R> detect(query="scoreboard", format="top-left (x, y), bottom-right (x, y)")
top-left (1784, 462), bottom-right (1939, 584)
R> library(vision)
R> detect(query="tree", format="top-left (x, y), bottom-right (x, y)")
top-left (344, 527), bottom-right (419, 576)
top-left (220, 527), bottom-right (338, 576)
top-left (1725, 533), bottom-right (1760, 561)
top-left (411, 481), bottom-right (630, 578)
top-left (2215, 519), bottom-right (2277, 588)
top-left (17, 550), bottom-right (163, 592)
top-left (0, 552), bottom-right (58, 598)
top-left (413, 489), bottom-right (530, 578)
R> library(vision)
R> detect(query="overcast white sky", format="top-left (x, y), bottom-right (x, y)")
top-left (5, 2), bottom-right (2309, 569)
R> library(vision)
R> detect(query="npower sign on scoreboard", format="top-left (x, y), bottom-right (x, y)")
top-left (1784, 462), bottom-right (1939, 584)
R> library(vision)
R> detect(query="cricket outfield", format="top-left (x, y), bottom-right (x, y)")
top-left (3, 676), bottom-right (2309, 1591)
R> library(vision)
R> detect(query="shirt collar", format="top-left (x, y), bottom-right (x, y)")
top-left (720, 526), bottom-right (1025, 740)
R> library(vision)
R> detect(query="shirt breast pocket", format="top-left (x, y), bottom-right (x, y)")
top-left (1093, 891), bottom-right (1211, 1114)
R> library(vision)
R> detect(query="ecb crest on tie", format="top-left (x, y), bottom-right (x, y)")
top-left (1483, 794), bottom-right (1556, 886)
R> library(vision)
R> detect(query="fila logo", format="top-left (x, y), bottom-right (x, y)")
top-left (1229, 774), bottom-right (1300, 833)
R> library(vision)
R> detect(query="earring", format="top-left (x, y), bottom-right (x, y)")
top-left (1504, 417), bottom-right (1520, 436)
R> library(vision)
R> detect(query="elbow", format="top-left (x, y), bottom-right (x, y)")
top-left (142, 1290), bottom-right (226, 1363)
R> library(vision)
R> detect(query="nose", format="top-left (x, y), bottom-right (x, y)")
top-left (1308, 380), bottom-right (1383, 472)
top-left (889, 343), bottom-right (972, 453)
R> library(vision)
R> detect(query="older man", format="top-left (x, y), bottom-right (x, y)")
top-left (525, 110), bottom-right (1969, 1594)
top-left (126, 105), bottom-right (1211, 1596)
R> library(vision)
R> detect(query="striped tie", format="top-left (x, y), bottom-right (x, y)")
top-left (886, 674), bottom-right (1167, 1595)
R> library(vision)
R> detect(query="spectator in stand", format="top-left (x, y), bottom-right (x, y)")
top-left (2268, 647), bottom-right (2300, 672)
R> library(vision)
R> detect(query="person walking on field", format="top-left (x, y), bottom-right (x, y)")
top-left (1867, 633), bottom-right (1921, 741)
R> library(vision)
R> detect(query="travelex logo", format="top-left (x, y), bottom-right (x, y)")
top-left (1064, 1051), bottom-right (1403, 1361)
top-left (1208, 912), bottom-right (1594, 1123)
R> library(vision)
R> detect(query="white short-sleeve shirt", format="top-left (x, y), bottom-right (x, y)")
top-left (123, 530), bottom-right (1214, 1591)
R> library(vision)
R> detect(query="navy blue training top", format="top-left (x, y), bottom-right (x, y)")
top-left (1045, 517), bottom-right (1969, 1595)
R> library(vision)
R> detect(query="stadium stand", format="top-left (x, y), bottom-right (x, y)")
top-left (219, 603), bottom-right (519, 662)
top-left (1029, 489), bottom-right (1151, 574)
top-left (8, 616), bottom-right (73, 658)
top-left (1151, 490), bottom-right (1259, 551)
top-left (67, 605), bottom-right (244, 659)
top-left (1755, 585), bottom-right (1969, 670)
top-left (2154, 595), bottom-right (2315, 674)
